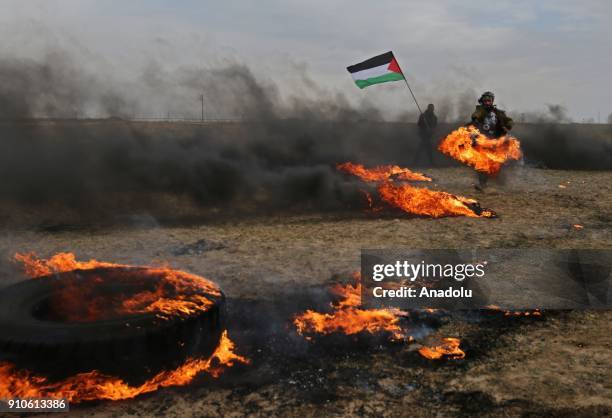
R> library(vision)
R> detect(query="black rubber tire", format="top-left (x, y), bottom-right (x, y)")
top-left (0, 267), bottom-right (225, 381)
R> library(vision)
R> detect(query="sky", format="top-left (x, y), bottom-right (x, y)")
top-left (0, 0), bottom-right (610, 121)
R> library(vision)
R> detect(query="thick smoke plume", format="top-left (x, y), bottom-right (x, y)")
top-left (0, 51), bottom-right (610, 226)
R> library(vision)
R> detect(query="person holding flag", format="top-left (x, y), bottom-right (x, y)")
top-left (414, 103), bottom-right (438, 166)
top-left (347, 51), bottom-right (433, 165)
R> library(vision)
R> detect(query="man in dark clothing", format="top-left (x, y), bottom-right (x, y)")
top-left (414, 103), bottom-right (437, 166)
top-left (468, 91), bottom-right (513, 191)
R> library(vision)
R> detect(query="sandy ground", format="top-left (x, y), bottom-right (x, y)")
top-left (1, 166), bottom-right (611, 417)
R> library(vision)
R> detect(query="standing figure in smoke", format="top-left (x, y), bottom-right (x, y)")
top-left (468, 91), bottom-right (513, 191)
top-left (414, 103), bottom-right (438, 166)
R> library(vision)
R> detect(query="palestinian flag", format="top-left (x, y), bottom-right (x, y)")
top-left (347, 51), bottom-right (405, 89)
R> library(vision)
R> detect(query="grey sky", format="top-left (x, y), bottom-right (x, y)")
top-left (0, 0), bottom-right (610, 121)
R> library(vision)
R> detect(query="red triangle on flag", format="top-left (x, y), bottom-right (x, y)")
top-left (387, 57), bottom-right (403, 74)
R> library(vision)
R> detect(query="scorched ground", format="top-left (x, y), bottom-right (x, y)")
top-left (0, 166), bottom-right (610, 417)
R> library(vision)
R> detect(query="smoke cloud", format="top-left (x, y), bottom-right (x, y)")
top-left (0, 50), bottom-right (610, 227)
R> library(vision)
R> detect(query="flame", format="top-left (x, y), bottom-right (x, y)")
top-left (418, 337), bottom-right (465, 360)
top-left (572, 224), bottom-right (584, 230)
top-left (0, 331), bottom-right (249, 403)
top-left (378, 182), bottom-right (496, 218)
top-left (294, 274), bottom-right (409, 341)
top-left (438, 126), bottom-right (522, 175)
top-left (485, 305), bottom-right (542, 317)
top-left (337, 163), bottom-right (495, 218)
top-left (337, 162), bottom-right (431, 182)
top-left (504, 309), bottom-right (542, 317)
top-left (13, 252), bottom-right (221, 322)
top-left (13, 252), bottom-right (121, 278)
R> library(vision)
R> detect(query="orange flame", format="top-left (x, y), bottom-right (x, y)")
top-left (438, 126), bottom-right (522, 175)
top-left (484, 305), bottom-right (542, 317)
top-left (378, 182), bottom-right (496, 218)
top-left (337, 162), bottom-right (431, 182)
top-left (13, 252), bottom-right (221, 322)
top-left (418, 337), bottom-right (465, 360)
top-left (14, 252), bottom-right (121, 278)
top-left (504, 309), bottom-right (542, 317)
top-left (337, 163), bottom-right (495, 218)
top-left (294, 274), bottom-right (409, 341)
top-left (485, 305), bottom-right (542, 317)
top-left (0, 331), bottom-right (249, 403)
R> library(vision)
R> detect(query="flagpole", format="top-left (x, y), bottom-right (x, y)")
top-left (395, 55), bottom-right (430, 129)
top-left (403, 78), bottom-right (424, 115)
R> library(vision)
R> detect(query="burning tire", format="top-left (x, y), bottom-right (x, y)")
top-left (0, 266), bottom-right (225, 379)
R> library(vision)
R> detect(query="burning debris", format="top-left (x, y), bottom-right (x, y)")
top-left (417, 338), bottom-right (465, 360)
top-left (292, 271), bottom-right (546, 364)
top-left (0, 252), bottom-right (249, 403)
top-left (438, 126), bottom-right (522, 176)
top-left (502, 310), bottom-right (542, 317)
top-left (485, 305), bottom-right (543, 317)
top-left (293, 274), bottom-right (468, 363)
top-left (12, 252), bottom-right (223, 321)
top-left (338, 162), bottom-right (496, 218)
top-left (377, 182), bottom-right (496, 218)
top-left (293, 273), bottom-right (410, 342)
top-left (0, 331), bottom-right (248, 403)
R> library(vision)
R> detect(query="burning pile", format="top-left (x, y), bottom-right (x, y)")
top-left (13, 252), bottom-right (221, 322)
top-left (485, 305), bottom-right (542, 317)
top-left (338, 162), bottom-right (496, 218)
top-left (418, 338), bottom-right (465, 360)
top-left (438, 126), bottom-right (522, 175)
top-left (0, 252), bottom-right (249, 403)
top-left (9, 252), bottom-right (227, 326)
top-left (294, 273), bottom-right (410, 341)
top-left (0, 331), bottom-right (248, 402)
top-left (293, 274), bottom-right (466, 361)
top-left (378, 182), bottom-right (495, 218)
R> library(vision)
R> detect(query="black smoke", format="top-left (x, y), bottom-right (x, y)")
top-left (0, 52), bottom-right (406, 226)
top-left (0, 51), bottom-right (610, 227)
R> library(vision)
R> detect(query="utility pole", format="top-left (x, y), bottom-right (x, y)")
top-left (201, 94), bottom-right (205, 122)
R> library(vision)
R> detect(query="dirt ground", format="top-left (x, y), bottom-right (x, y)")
top-left (1, 166), bottom-right (611, 417)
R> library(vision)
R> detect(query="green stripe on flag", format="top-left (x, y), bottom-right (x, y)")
top-left (354, 72), bottom-right (404, 89)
